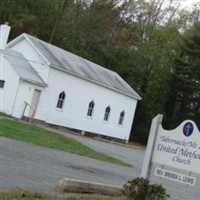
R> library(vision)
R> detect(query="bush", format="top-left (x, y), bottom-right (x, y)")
top-left (123, 178), bottom-right (170, 200)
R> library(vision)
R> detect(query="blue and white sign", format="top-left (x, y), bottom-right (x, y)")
top-left (183, 122), bottom-right (194, 137)
top-left (152, 120), bottom-right (200, 174)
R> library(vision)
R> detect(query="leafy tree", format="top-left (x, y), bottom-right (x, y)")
top-left (58, 0), bottom-right (133, 68)
top-left (164, 24), bottom-right (200, 128)
top-left (1, 0), bottom-right (200, 143)
top-left (126, 0), bottom-right (183, 143)
top-left (0, 0), bottom-right (48, 37)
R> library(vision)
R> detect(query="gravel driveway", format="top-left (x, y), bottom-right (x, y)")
top-left (1, 126), bottom-right (199, 199)
top-left (0, 136), bottom-right (140, 196)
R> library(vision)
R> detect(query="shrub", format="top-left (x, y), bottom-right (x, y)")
top-left (123, 178), bottom-right (170, 200)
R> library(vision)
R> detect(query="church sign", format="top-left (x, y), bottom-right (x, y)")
top-left (152, 120), bottom-right (200, 173)
top-left (154, 167), bottom-right (196, 186)
top-left (141, 114), bottom-right (200, 186)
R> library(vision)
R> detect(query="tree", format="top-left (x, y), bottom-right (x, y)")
top-left (1, 0), bottom-right (199, 144)
top-left (164, 24), bottom-right (200, 128)
top-left (125, 0), bottom-right (183, 143)
top-left (0, 0), bottom-right (55, 39)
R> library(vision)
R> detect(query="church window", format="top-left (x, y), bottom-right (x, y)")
top-left (87, 101), bottom-right (95, 117)
top-left (104, 106), bottom-right (111, 121)
top-left (56, 91), bottom-right (65, 109)
top-left (0, 80), bottom-right (5, 88)
top-left (118, 111), bottom-right (125, 125)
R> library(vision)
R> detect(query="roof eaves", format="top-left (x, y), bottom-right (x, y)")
top-left (6, 34), bottom-right (24, 47)
top-left (50, 64), bottom-right (141, 100)
top-left (23, 34), bottom-right (50, 66)
top-left (7, 34), bottom-right (50, 66)
top-left (19, 77), bottom-right (47, 87)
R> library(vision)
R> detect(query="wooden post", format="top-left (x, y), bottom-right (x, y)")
top-left (22, 101), bottom-right (28, 118)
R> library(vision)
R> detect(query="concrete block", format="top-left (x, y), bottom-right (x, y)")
top-left (57, 178), bottom-right (123, 196)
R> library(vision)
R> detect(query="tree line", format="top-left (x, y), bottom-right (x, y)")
top-left (1, 0), bottom-right (200, 144)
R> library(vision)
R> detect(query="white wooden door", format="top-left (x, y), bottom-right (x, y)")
top-left (30, 89), bottom-right (41, 117)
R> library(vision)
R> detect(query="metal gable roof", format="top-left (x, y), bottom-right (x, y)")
top-left (3, 49), bottom-right (46, 87)
top-left (22, 34), bottom-right (141, 99)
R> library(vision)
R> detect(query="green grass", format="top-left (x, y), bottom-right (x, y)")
top-left (0, 118), bottom-right (130, 166)
top-left (68, 196), bottom-right (126, 200)
top-left (0, 189), bottom-right (126, 200)
top-left (0, 112), bottom-right (11, 118)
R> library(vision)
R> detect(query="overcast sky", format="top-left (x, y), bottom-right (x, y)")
top-left (178, 0), bottom-right (200, 7)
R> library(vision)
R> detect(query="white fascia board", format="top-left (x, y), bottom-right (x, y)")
top-left (19, 77), bottom-right (47, 87)
top-left (51, 64), bottom-right (141, 101)
top-left (7, 34), bottom-right (50, 66)
top-left (23, 34), bottom-right (50, 66)
top-left (6, 34), bottom-right (24, 47)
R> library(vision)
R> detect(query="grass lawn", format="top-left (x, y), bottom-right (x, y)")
top-left (0, 112), bottom-right (11, 118)
top-left (0, 118), bottom-right (130, 166)
top-left (0, 189), bottom-right (126, 200)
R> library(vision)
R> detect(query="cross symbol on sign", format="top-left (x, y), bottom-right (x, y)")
top-left (183, 122), bottom-right (193, 137)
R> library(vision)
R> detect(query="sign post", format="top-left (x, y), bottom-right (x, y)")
top-left (141, 114), bottom-right (163, 178)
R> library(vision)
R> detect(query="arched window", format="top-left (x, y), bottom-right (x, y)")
top-left (56, 91), bottom-right (65, 109)
top-left (87, 101), bottom-right (95, 117)
top-left (0, 80), bottom-right (5, 88)
top-left (104, 106), bottom-right (111, 121)
top-left (118, 111), bottom-right (125, 125)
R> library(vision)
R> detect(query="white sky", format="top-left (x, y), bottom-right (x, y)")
top-left (175, 0), bottom-right (200, 7)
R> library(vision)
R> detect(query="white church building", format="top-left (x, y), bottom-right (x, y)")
top-left (0, 24), bottom-right (141, 142)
